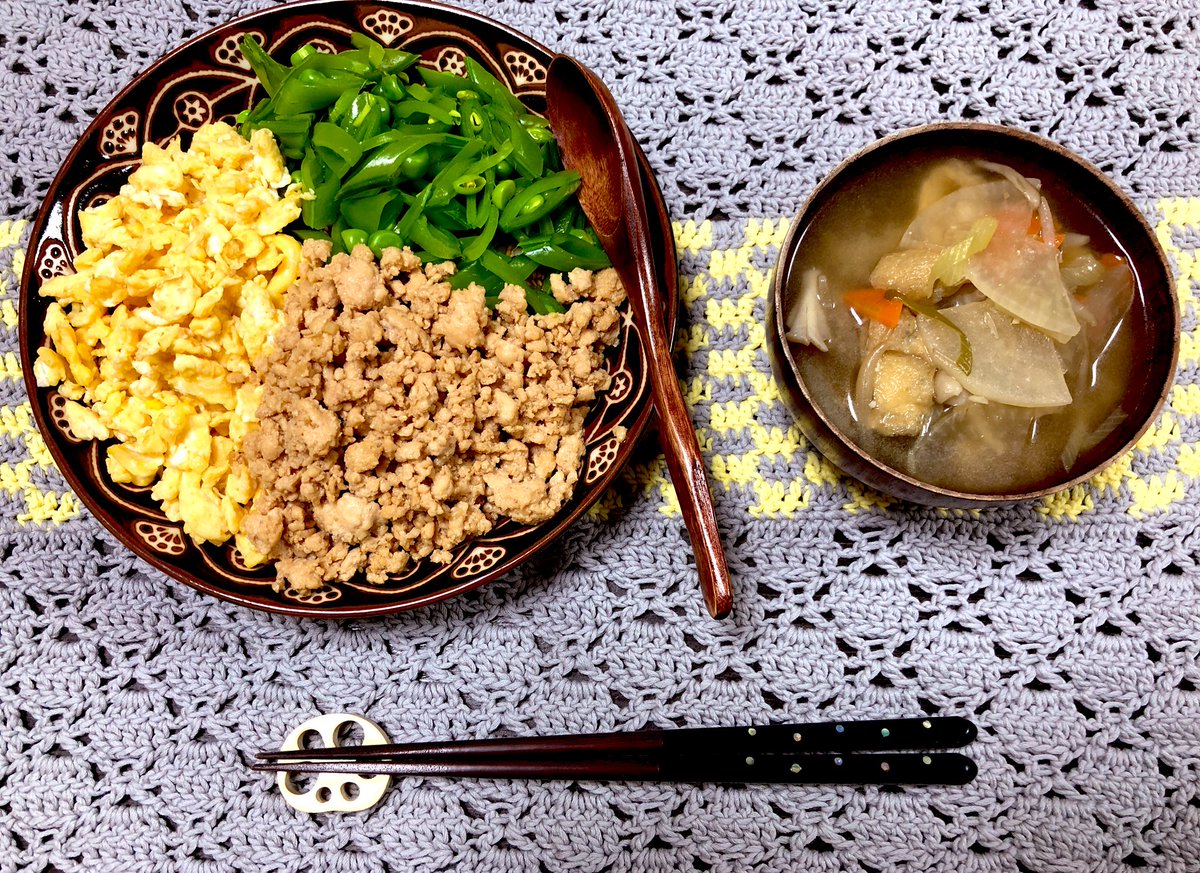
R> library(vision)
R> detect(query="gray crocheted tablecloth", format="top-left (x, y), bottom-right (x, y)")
top-left (3, 1), bottom-right (1199, 871)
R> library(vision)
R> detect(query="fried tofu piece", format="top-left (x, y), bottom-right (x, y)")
top-left (869, 351), bottom-right (936, 437)
top-left (869, 247), bottom-right (941, 300)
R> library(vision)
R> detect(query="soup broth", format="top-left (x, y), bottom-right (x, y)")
top-left (786, 150), bottom-right (1140, 494)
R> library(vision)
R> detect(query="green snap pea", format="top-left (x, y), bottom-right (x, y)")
top-left (524, 286), bottom-right (566, 315)
top-left (239, 32), bottom-right (605, 316)
top-left (498, 171), bottom-right (581, 232)
top-left (339, 190), bottom-right (404, 235)
top-left (453, 174), bottom-right (486, 195)
top-left (240, 36), bottom-right (289, 97)
top-left (519, 232), bottom-right (611, 272)
top-left (291, 45), bottom-right (319, 68)
top-left (271, 68), bottom-right (364, 117)
top-left (328, 89), bottom-right (358, 124)
top-left (299, 151), bottom-right (339, 230)
top-left (376, 73), bottom-right (406, 102)
top-left (293, 228), bottom-right (332, 243)
top-left (367, 229), bottom-right (405, 258)
top-left (449, 262), bottom-right (504, 296)
top-left (390, 99), bottom-right (457, 126)
top-left (311, 121), bottom-right (363, 177)
top-left (417, 66), bottom-right (474, 93)
top-left (338, 135), bottom-right (451, 197)
top-left (400, 149), bottom-right (430, 180)
top-left (411, 217), bottom-right (462, 260)
top-left (341, 227), bottom-right (369, 251)
top-left (463, 199), bottom-right (499, 262)
top-left (344, 92), bottom-right (388, 142)
top-left (253, 114), bottom-right (314, 160)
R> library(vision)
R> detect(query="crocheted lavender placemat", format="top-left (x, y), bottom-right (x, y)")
top-left (2, 1), bottom-right (1199, 871)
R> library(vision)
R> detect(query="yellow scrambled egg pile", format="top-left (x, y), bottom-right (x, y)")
top-left (35, 122), bottom-right (302, 560)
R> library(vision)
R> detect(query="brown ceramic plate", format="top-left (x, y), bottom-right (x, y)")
top-left (18, 0), bottom-right (678, 617)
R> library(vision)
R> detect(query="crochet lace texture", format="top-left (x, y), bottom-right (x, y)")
top-left (2, 1), bottom-right (1199, 871)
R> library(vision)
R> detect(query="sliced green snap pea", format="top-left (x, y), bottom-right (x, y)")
top-left (312, 121), bottom-right (363, 177)
top-left (519, 232), bottom-right (611, 272)
top-left (453, 174), bottom-right (486, 195)
top-left (240, 36), bottom-right (289, 97)
top-left (367, 229), bottom-right (405, 258)
top-left (341, 228), bottom-right (369, 251)
top-left (240, 34), bottom-right (604, 316)
top-left (498, 171), bottom-right (581, 231)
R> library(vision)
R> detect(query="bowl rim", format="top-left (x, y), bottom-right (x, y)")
top-left (18, 0), bottom-right (679, 617)
top-left (769, 120), bottom-right (1180, 505)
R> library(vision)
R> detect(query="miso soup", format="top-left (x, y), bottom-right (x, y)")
top-left (785, 153), bottom-right (1140, 494)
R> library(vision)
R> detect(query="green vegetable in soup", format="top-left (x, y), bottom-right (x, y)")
top-left (870, 217), bottom-right (997, 299)
top-left (894, 294), bottom-right (973, 375)
top-left (929, 216), bottom-right (997, 289)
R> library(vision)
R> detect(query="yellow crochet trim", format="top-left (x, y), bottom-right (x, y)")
top-left (1045, 196), bottom-right (1200, 520)
top-left (4, 207), bottom-right (1197, 529)
top-left (0, 221), bottom-right (84, 527)
top-left (612, 209), bottom-right (1199, 521)
top-left (0, 402), bottom-right (83, 524)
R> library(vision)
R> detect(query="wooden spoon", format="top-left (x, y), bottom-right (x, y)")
top-left (546, 55), bottom-right (733, 619)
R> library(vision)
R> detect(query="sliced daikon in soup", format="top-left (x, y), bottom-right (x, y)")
top-left (906, 401), bottom-right (1041, 489)
top-left (902, 179), bottom-right (1034, 248)
top-left (917, 301), bottom-right (1072, 407)
top-left (964, 233), bottom-right (1081, 341)
top-left (1076, 260), bottom-right (1134, 347)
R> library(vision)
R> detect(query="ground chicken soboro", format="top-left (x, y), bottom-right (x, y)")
top-left (240, 240), bottom-right (626, 591)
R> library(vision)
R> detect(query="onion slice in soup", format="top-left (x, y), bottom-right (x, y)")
top-left (975, 160), bottom-right (1042, 209)
top-left (916, 301), bottom-right (1072, 408)
top-left (964, 233), bottom-right (1081, 342)
top-left (902, 179), bottom-right (1034, 248)
top-left (914, 159), bottom-right (990, 211)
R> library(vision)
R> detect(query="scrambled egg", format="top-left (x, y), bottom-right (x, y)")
top-left (35, 122), bottom-right (302, 561)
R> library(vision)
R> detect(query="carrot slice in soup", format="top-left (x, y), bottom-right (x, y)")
top-left (844, 288), bottom-right (903, 329)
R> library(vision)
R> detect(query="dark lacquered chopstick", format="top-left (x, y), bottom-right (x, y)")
top-left (252, 751), bottom-right (977, 785)
top-left (259, 728), bottom-right (664, 763)
top-left (253, 717), bottom-right (977, 785)
top-left (256, 717), bottom-right (975, 764)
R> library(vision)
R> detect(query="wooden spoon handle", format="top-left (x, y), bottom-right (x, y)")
top-left (614, 129), bottom-right (733, 619)
top-left (644, 313), bottom-right (734, 619)
top-left (544, 55), bottom-right (732, 618)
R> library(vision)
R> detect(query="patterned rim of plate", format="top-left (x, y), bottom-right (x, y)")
top-left (18, 0), bottom-right (679, 617)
